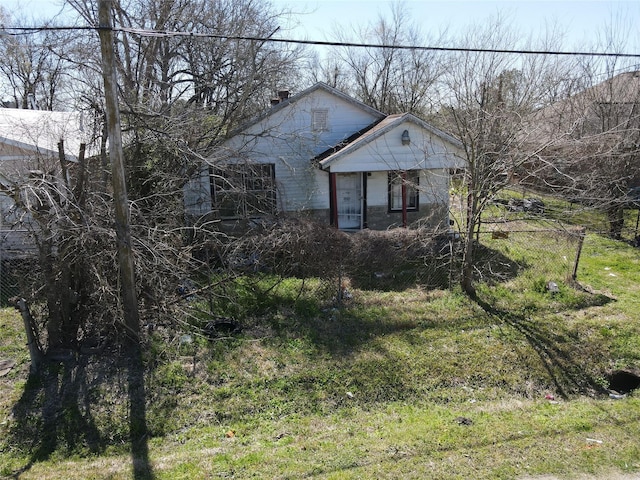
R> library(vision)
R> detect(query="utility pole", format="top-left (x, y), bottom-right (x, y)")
top-left (98, 0), bottom-right (140, 346)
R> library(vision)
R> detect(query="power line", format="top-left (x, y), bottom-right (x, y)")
top-left (2, 25), bottom-right (640, 59)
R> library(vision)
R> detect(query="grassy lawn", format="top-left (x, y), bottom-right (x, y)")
top-left (491, 187), bottom-right (640, 242)
top-left (0, 233), bottom-right (639, 479)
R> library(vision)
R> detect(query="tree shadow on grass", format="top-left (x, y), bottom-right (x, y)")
top-left (8, 345), bottom-right (154, 479)
top-left (470, 291), bottom-right (613, 398)
top-left (127, 344), bottom-right (153, 480)
top-left (469, 242), bottom-right (528, 284)
top-left (347, 239), bottom-right (526, 293)
top-left (301, 308), bottom-right (424, 357)
top-left (8, 355), bottom-right (106, 477)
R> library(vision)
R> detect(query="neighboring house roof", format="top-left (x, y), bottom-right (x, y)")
top-left (584, 70), bottom-right (640, 104)
top-left (529, 70), bottom-right (640, 144)
top-left (520, 71), bottom-right (640, 193)
top-left (316, 113), bottom-right (464, 170)
top-left (0, 108), bottom-right (92, 160)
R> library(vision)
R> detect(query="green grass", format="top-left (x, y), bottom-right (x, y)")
top-left (579, 234), bottom-right (640, 301)
top-left (492, 187), bottom-right (640, 241)
top-left (1, 234), bottom-right (639, 479)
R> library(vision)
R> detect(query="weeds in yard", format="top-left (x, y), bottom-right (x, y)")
top-left (1, 229), bottom-right (639, 479)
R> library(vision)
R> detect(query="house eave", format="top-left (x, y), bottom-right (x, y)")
top-left (0, 137), bottom-right (80, 163)
top-left (0, 136), bottom-right (59, 157)
top-left (318, 113), bottom-right (465, 171)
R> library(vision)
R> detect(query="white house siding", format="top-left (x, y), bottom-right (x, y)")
top-left (419, 169), bottom-right (450, 205)
top-left (1, 155), bottom-right (66, 260)
top-left (1, 142), bottom-right (52, 182)
top-left (0, 193), bottom-right (37, 258)
top-left (192, 87), bottom-right (383, 216)
top-left (366, 169), bottom-right (450, 208)
top-left (325, 123), bottom-right (463, 173)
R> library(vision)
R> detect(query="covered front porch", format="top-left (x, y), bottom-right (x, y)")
top-left (328, 170), bottom-right (421, 230)
top-left (315, 113), bottom-right (463, 231)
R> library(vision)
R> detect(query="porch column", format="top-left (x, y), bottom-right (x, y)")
top-left (330, 172), bottom-right (339, 229)
top-left (401, 170), bottom-right (408, 228)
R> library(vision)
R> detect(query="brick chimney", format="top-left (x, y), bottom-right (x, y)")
top-left (277, 90), bottom-right (290, 101)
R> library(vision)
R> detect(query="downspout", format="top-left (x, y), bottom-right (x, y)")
top-left (330, 171), bottom-right (339, 229)
top-left (401, 170), bottom-right (407, 228)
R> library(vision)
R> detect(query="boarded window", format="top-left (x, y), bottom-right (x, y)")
top-left (210, 163), bottom-right (276, 218)
top-left (311, 109), bottom-right (329, 132)
top-left (388, 170), bottom-right (419, 211)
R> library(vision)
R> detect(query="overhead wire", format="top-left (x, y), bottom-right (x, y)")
top-left (1, 24), bottom-right (640, 58)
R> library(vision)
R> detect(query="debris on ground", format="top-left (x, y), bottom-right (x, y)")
top-left (455, 416), bottom-right (473, 426)
top-left (0, 359), bottom-right (16, 377)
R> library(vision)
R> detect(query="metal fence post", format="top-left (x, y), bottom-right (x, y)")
top-left (572, 227), bottom-right (587, 281)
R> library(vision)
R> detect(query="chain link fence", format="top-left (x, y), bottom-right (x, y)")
top-left (470, 221), bottom-right (585, 287)
top-left (1, 218), bottom-right (586, 316)
top-left (0, 227), bottom-right (36, 306)
top-left (161, 219), bottom-right (587, 331)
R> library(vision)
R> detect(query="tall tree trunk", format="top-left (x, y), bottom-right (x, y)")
top-left (461, 220), bottom-right (477, 297)
top-left (13, 298), bottom-right (43, 374)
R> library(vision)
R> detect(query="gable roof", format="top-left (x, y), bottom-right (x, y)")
top-left (539, 70), bottom-right (640, 116)
top-left (529, 70), bottom-right (640, 143)
top-left (584, 70), bottom-right (640, 104)
top-left (226, 82), bottom-right (386, 138)
top-left (317, 112), bottom-right (464, 170)
top-left (0, 108), bottom-right (91, 160)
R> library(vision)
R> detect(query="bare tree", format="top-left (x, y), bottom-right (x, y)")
top-left (524, 71), bottom-right (640, 239)
top-left (65, 0), bottom-right (304, 137)
top-left (331, 0), bottom-right (448, 116)
top-left (62, 0), bottom-right (306, 218)
top-left (0, 128), bottom-right (106, 352)
top-left (0, 0), bottom-right (307, 352)
top-left (302, 50), bottom-right (351, 91)
top-left (181, 0), bottom-right (304, 129)
top-left (0, 11), bottom-right (77, 110)
top-left (434, 15), bottom-right (571, 295)
top-left (520, 16), bottom-right (640, 240)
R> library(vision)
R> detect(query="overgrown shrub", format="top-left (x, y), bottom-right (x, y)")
top-left (221, 218), bottom-right (453, 291)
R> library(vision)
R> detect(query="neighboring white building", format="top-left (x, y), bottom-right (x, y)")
top-left (185, 83), bottom-right (466, 231)
top-left (0, 109), bottom-right (92, 178)
top-left (0, 108), bottom-right (95, 257)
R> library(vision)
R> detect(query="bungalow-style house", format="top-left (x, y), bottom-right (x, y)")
top-left (0, 108), bottom-right (93, 257)
top-left (184, 83), bottom-right (466, 231)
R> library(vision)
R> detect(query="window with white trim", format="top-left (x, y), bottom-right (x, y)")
top-left (210, 163), bottom-right (276, 218)
top-left (388, 170), bottom-right (419, 211)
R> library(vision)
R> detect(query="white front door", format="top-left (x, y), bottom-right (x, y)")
top-left (336, 173), bottom-right (362, 229)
